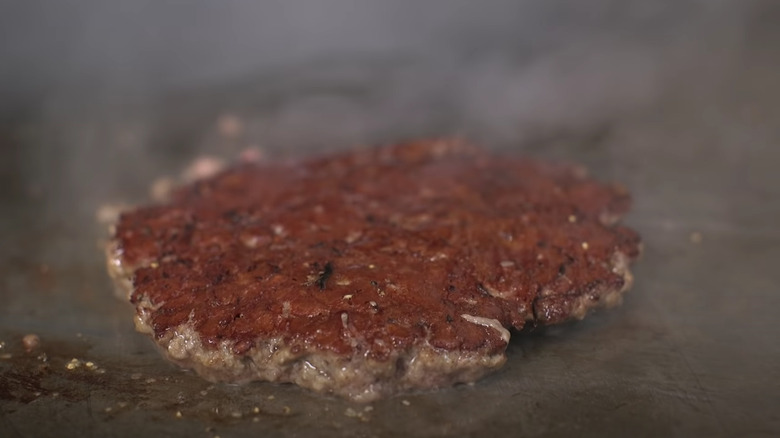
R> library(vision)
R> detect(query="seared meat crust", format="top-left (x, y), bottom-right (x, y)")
top-left (107, 140), bottom-right (641, 401)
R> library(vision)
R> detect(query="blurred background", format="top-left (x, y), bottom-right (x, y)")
top-left (1, 0), bottom-right (777, 218)
top-left (1, 1), bottom-right (779, 437)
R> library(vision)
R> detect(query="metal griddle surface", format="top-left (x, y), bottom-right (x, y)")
top-left (2, 11), bottom-right (780, 438)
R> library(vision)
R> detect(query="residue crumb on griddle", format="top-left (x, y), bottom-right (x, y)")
top-left (240, 146), bottom-right (265, 163)
top-left (22, 333), bottom-right (40, 352)
top-left (344, 407), bottom-right (372, 422)
top-left (65, 357), bottom-right (105, 373)
top-left (150, 177), bottom-right (176, 202)
top-left (0, 341), bottom-right (9, 359)
top-left (96, 203), bottom-right (128, 225)
top-left (182, 156), bottom-right (226, 182)
top-left (217, 114), bottom-right (243, 139)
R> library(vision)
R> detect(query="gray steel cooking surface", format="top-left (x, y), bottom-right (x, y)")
top-left (2, 1), bottom-right (779, 437)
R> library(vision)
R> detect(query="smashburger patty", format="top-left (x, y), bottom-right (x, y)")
top-left (107, 140), bottom-right (641, 401)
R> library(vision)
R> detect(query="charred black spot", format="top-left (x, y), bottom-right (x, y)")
top-left (531, 296), bottom-right (541, 323)
top-left (448, 284), bottom-right (457, 292)
top-left (223, 209), bottom-right (243, 224)
top-left (477, 283), bottom-right (489, 295)
top-left (316, 262), bottom-right (333, 290)
top-left (446, 314), bottom-right (453, 323)
top-left (394, 357), bottom-right (407, 377)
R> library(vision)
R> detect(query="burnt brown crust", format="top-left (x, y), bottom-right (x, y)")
top-left (108, 139), bottom-right (641, 400)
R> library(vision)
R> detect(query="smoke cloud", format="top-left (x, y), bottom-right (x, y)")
top-left (0, 0), bottom-right (767, 224)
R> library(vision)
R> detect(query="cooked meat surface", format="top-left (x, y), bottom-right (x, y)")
top-left (107, 140), bottom-right (641, 401)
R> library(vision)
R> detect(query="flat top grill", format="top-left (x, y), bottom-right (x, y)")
top-left (1, 3), bottom-right (779, 437)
